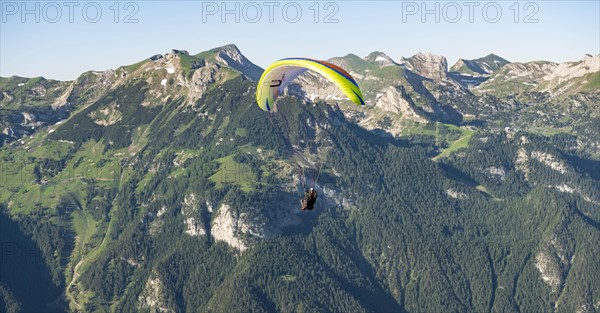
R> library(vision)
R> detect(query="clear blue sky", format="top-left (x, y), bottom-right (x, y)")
top-left (1, 1), bottom-right (599, 80)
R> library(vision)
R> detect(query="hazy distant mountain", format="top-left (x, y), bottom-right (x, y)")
top-left (450, 53), bottom-right (510, 76)
top-left (475, 54), bottom-right (599, 97)
top-left (448, 54), bottom-right (510, 87)
top-left (476, 60), bottom-right (558, 95)
top-left (538, 54), bottom-right (600, 96)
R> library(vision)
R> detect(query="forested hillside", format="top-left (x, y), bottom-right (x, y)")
top-left (1, 45), bottom-right (598, 312)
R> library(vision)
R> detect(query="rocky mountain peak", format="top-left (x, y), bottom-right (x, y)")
top-left (401, 52), bottom-right (448, 80)
top-left (164, 49), bottom-right (189, 60)
top-left (543, 54), bottom-right (599, 81)
top-left (450, 53), bottom-right (510, 77)
top-left (374, 85), bottom-right (427, 123)
top-left (364, 51), bottom-right (396, 67)
top-left (216, 43), bottom-right (241, 54)
top-left (538, 54), bottom-right (600, 95)
top-left (486, 61), bottom-right (557, 82)
top-left (212, 44), bottom-right (263, 81)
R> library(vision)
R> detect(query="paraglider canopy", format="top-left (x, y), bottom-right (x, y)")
top-left (256, 58), bottom-right (364, 111)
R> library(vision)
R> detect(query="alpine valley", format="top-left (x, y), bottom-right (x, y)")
top-left (1, 44), bottom-right (598, 312)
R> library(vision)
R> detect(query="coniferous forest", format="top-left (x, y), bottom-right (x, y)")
top-left (1, 45), bottom-right (599, 312)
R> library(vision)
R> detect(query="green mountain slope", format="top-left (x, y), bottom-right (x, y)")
top-left (1, 46), bottom-right (599, 313)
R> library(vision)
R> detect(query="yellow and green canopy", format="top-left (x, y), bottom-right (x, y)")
top-left (256, 58), bottom-right (364, 111)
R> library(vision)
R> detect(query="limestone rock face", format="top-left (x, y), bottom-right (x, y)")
top-left (401, 52), bottom-right (448, 80)
top-left (214, 44), bottom-right (263, 81)
top-left (364, 51), bottom-right (397, 67)
top-left (375, 86), bottom-right (427, 123)
top-left (137, 271), bottom-right (175, 313)
top-left (211, 204), bottom-right (265, 252)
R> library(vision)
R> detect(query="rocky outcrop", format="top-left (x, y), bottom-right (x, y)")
top-left (137, 271), bottom-right (174, 313)
top-left (20, 112), bottom-right (38, 127)
top-left (400, 52), bottom-right (448, 80)
top-left (375, 86), bottom-right (427, 122)
top-left (478, 61), bottom-right (558, 93)
top-left (531, 151), bottom-right (569, 174)
top-left (485, 166), bottom-right (506, 180)
top-left (451, 59), bottom-right (485, 76)
top-left (182, 193), bottom-right (206, 237)
top-left (150, 54), bottom-right (163, 61)
top-left (51, 83), bottom-right (75, 109)
top-left (535, 249), bottom-right (563, 293)
top-left (542, 54), bottom-right (599, 84)
top-left (539, 54), bottom-right (600, 95)
top-left (88, 102), bottom-right (122, 126)
top-left (554, 184), bottom-right (576, 193)
top-left (164, 49), bottom-right (189, 61)
top-left (446, 189), bottom-right (468, 200)
top-left (214, 44), bottom-right (263, 81)
top-left (364, 51), bottom-right (397, 67)
top-left (211, 204), bottom-right (266, 252)
top-left (91, 69), bottom-right (118, 85)
top-left (502, 61), bottom-right (557, 80)
top-left (515, 147), bottom-right (530, 180)
top-left (321, 186), bottom-right (355, 208)
top-left (284, 69), bottom-right (350, 104)
top-left (186, 63), bottom-right (219, 104)
top-left (450, 54), bottom-right (510, 76)
top-left (534, 222), bottom-right (575, 296)
top-left (190, 59), bottom-right (205, 70)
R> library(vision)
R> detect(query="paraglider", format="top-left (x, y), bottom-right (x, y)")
top-left (301, 188), bottom-right (318, 211)
top-left (256, 58), bottom-right (364, 111)
top-left (256, 58), bottom-right (363, 211)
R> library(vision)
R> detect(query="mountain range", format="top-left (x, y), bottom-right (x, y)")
top-left (0, 44), bottom-right (598, 312)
